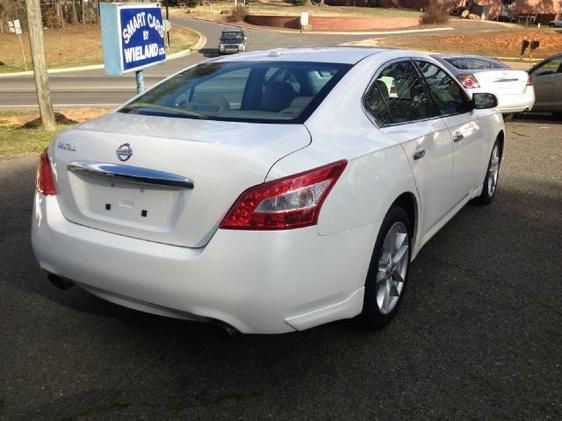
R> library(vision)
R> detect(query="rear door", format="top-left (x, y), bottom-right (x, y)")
top-left (530, 56), bottom-right (562, 110)
top-left (363, 59), bottom-right (455, 235)
top-left (555, 72), bottom-right (562, 111)
top-left (414, 59), bottom-right (486, 203)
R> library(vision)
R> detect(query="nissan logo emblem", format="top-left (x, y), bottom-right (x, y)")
top-left (116, 143), bottom-right (133, 162)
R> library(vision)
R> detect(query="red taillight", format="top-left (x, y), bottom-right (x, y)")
top-left (457, 74), bottom-right (480, 89)
top-left (220, 160), bottom-right (347, 230)
top-left (527, 75), bottom-right (533, 86)
top-left (36, 150), bottom-right (56, 195)
top-left (390, 84), bottom-right (398, 95)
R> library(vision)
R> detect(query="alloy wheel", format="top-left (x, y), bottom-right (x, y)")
top-left (376, 222), bottom-right (409, 315)
top-left (487, 145), bottom-right (500, 197)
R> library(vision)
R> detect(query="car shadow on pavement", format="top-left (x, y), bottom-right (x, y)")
top-left (515, 112), bottom-right (562, 125)
top-left (198, 47), bottom-right (219, 58)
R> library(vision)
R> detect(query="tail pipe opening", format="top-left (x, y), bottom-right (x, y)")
top-left (47, 273), bottom-right (75, 290)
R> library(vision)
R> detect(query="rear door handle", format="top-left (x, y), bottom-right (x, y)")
top-left (413, 149), bottom-right (425, 160)
top-left (453, 132), bottom-right (464, 142)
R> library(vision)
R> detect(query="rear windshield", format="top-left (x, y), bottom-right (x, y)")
top-left (119, 61), bottom-right (351, 123)
top-left (444, 57), bottom-right (508, 70)
top-left (221, 31), bottom-right (244, 40)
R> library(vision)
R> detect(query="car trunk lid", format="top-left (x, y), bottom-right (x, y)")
top-left (475, 70), bottom-right (529, 95)
top-left (51, 112), bottom-right (311, 248)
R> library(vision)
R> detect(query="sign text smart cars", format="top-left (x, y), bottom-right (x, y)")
top-left (100, 3), bottom-right (166, 75)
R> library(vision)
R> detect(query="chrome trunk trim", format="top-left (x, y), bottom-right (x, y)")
top-left (67, 161), bottom-right (194, 189)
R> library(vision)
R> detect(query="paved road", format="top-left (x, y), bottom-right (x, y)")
top-left (0, 18), bottom-right (510, 108)
top-left (0, 17), bottom-right (374, 108)
top-left (0, 117), bottom-right (561, 419)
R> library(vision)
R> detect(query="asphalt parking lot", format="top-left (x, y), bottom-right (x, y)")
top-left (0, 115), bottom-right (561, 420)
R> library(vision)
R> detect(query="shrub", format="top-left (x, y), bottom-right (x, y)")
top-left (422, 4), bottom-right (449, 24)
top-left (293, 0), bottom-right (306, 5)
top-left (227, 5), bottom-right (248, 22)
top-left (366, 0), bottom-right (379, 7)
top-left (186, 0), bottom-right (198, 8)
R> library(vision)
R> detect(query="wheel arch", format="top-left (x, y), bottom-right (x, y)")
top-left (496, 130), bottom-right (505, 154)
top-left (390, 192), bottom-right (419, 254)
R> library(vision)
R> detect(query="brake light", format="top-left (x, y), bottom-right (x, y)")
top-left (36, 150), bottom-right (56, 195)
top-left (527, 75), bottom-right (533, 86)
top-left (220, 160), bottom-right (347, 230)
top-left (457, 74), bottom-right (480, 89)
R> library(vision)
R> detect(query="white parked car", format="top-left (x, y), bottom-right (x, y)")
top-left (433, 54), bottom-right (535, 114)
top-left (32, 48), bottom-right (505, 334)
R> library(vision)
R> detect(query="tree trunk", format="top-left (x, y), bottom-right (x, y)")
top-left (80, 0), bottom-right (85, 24)
top-left (24, 0), bottom-right (56, 131)
top-left (55, 0), bottom-right (64, 27)
top-left (70, 0), bottom-right (78, 24)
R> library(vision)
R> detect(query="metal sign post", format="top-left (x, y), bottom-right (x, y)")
top-left (100, 3), bottom-right (167, 94)
top-left (10, 20), bottom-right (28, 71)
top-left (135, 70), bottom-right (145, 94)
top-left (165, 0), bottom-right (170, 48)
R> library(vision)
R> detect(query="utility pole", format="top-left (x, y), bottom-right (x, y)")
top-left (25, 0), bottom-right (56, 131)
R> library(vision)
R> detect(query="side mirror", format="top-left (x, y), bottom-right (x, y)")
top-left (472, 93), bottom-right (498, 110)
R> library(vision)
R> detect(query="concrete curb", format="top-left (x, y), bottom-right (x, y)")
top-left (185, 15), bottom-right (453, 36)
top-left (0, 28), bottom-right (206, 78)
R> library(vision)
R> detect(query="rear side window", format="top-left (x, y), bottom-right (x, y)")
top-left (363, 81), bottom-right (393, 126)
top-left (120, 61), bottom-right (351, 124)
top-left (415, 60), bottom-right (471, 116)
top-left (531, 57), bottom-right (562, 76)
top-left (445, 57), bottom-right (507, 70)
top-left (364, 60), bottom-right (437, 125)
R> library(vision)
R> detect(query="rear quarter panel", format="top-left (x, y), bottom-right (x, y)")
top-left (473, 109), bottom-right (505, 184)
top-left (266, 53), bottom-right (419, 239)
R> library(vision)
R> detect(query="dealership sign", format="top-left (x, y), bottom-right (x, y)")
top-left (100, 3), bottom-right (166, 75)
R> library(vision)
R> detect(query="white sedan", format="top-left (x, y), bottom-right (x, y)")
top-left (433, 54), bottom-right (535, 115)
top-left (32, 48), bottom-right (505, 334)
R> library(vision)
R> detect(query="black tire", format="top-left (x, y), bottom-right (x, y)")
top-left (474, 139), bottom-right (502, 205)
top-left (362, 206), bottom-right (412, 330)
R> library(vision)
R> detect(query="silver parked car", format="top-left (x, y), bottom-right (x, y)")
top-left (218, 28), bottom-right (247, 55)
top-left (528, 53), bottom-right (562, 118)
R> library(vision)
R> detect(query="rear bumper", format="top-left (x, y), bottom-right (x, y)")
top-left (494, 88), bottom-right (535, 114)
top-left (32, 194), bottom-right (375, 333)
top-left (218, 44), bottom-right (244, 54)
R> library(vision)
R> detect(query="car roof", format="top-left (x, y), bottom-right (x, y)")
top-left (215, 47), bottom-right (389, 64)
top-left (222, 28), bottom-right (244, 33)
top-left (433, 54), bottom-right (497, 60)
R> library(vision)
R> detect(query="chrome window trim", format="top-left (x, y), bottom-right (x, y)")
top-left (67, 161), bottom-right (195, 189)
